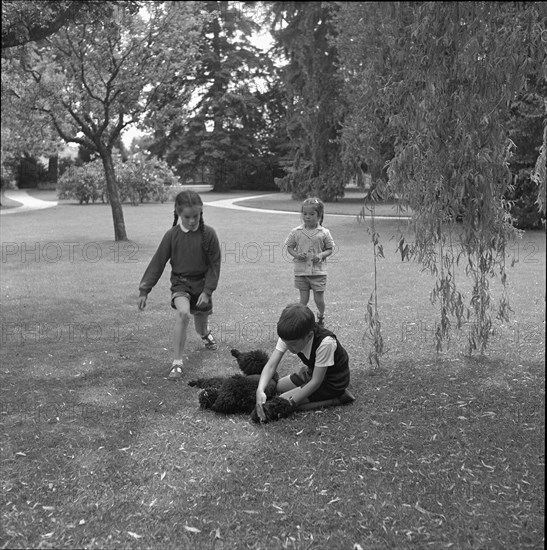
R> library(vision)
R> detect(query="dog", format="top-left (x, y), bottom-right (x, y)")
top-left (188, 349), bottom-right (279, 415)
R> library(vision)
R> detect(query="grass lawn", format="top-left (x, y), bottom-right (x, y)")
top-left (0, 192), bottom-right (545, 549)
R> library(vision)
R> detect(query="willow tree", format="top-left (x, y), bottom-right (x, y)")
top-left (5, 1), bottom-right (204, 240)
top-left (335, 1), bottom-right (546, 354)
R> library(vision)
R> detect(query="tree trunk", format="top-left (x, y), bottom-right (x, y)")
top-left (101, 150), bottom-right (128, 241)
top-left (48, 155), bottom-right (59, 183)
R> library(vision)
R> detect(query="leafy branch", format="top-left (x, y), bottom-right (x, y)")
top-left (358, 185), bottom-right (385, 369)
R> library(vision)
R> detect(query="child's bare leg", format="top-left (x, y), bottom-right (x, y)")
top-left (194, 312), bottom-right (209, 338)
top-left (173, 296), bottom-right (191, 360)
top-left (194, 312), bottom-right (218, 350)
top-left (299, 289), bottom-right (310, 306)
top-left (277, 376), bottom-right (311, 405)
top-left (314, 290), bottom-right (325, 322)
top-left (276, 375), bottom-right (298, 394)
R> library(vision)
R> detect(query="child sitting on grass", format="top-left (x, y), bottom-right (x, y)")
top-left (254, 303), bottom-right (354, 423)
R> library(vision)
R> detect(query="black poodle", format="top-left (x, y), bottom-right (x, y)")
top-left (188, 349), bottom-right (279, 414)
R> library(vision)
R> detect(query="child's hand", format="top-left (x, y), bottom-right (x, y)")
top-left (255, 390), bottom-right (267, 422)
top-left (196, 292), bottom-right (210, 309)
top-left (138, 296), bottom-right (147, 310)
top-left (297, 252), bottom-right (308, 261)
top-left (312, 253), bottom-right (323, 264)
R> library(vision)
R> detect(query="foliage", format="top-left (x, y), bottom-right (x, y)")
top-left (335, 1), bottom-right (546, 354)
top-left (57, 161), bottom-right (105, 204)
top-left (1, 2), bottom-right (137, 177)
top-left (1, 1), bottom-right (130, 50)
top-left (358, 191), bottom-right (385, 369)
top-left (531, 123), bottom-right (547, 214)
top-left (269, 1), bottom-right (346, 202)
top-left (57, 154), bottom-right (179, 205)
top-left (3, 1), bottom-right (205, 239)
top-left (506, 75), bottom-right (547, 229)
top-left (507, 168), bottom-right (546, 230)
top-left (146, 1), bottom-right (280, 192)
top-left (1, 55), bottom-right (61, 170)
top-left (2, 152), bottom-right (48, 189)
top-left (117, 154), bottom-right (179, 205)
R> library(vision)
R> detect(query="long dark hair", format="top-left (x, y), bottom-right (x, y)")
top-left (172, 190), bottom-right (210, 258)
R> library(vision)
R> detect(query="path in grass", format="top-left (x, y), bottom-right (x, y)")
top-left (205, 190), bottom-right (412, 220)
top-left (0, 189), bottom-right (58, 214)
top-left (0, 195), bottom-right (544, 549)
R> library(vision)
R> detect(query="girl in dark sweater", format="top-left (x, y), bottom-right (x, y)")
top-left (138, 191), bottom-right (221, 379)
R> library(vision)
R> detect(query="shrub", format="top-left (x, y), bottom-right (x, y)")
top-left (57, 162), bottom-right (105, 204)
top-left (57, 155), bottom-right (179, 204)
top-left (117, 155), bottom-right (179, 204)
top-left (507, 169), bottom-right (545, 230)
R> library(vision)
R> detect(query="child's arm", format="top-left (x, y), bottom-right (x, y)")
top-left (312, 230), bottom-right (335, 263)
top-left (287, 246), bottom-right (307, 261)
top-left (312, 248), bottom-right (333, 263)
top-left (280, 367), bottom-right (328, 404)
top-left (203, 227), bottom-right (221, 297)
top-left (138, 232), bottom-right (172, 309)
top-left (255, 349), bottom-right (284, 420)
top-left (285, 230), bottom-right (307, 261)
top-left (281, 337), bottom-right (336, 403)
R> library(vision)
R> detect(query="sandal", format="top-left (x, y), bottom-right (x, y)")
top-left (202, 332), bottom-right (218, 351)
top-left (168, 365), bottom-right (183, 380)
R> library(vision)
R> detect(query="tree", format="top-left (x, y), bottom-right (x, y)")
top-left (506, 74), bottom-right (547, 229)
top-left (268, 1), bottom-right (346, 201)
top-left (5, 1), bottom-right (204, 240)
top-left (2, 0), bottom-right (86, 50)
top-left (146, 1), bottom-right (278, 192)
top-left (335, 1), bottom-right (546, 354)
top-left (1, 2), bottom-right (138, 188)
top-left (1, 51), bottom-right (62, 179)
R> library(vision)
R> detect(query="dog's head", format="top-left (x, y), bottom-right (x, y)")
top-left (230, 349), bottom-right (269, 376)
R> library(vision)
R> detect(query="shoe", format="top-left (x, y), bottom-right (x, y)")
top-left (317, 316), bottom-right (325, 327)
top-left (202, 332), bottom-right (218, 350)
top-left (338, 389), bottom-right (356, 405)
top-left (168, 365), bottom-right (183, 380)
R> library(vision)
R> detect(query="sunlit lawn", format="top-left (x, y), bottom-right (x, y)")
top-left (0, 192), bottom-right (544, 549)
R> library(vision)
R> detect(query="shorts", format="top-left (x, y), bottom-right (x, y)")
top-left (294, 275), bottom-right (327, 292)
top-left (170, 276), bottom-right (212, 315)
top-left (290, 365), bottom-right (345, 402)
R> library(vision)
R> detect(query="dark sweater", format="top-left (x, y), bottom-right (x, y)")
top-left (297, 325), bottom-right (350, 393)
top-left (139, 224), bottom-right (221, 297)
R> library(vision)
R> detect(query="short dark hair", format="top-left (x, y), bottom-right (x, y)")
top-left (277, 303), bottom-right (315, 340)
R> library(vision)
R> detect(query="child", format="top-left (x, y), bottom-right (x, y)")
top-left (285, 197), bottom-right (334, 327)
top-left (138, 190), bottom-right (221, 379)
top-left (255, 303), bottom-right (354, 422)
